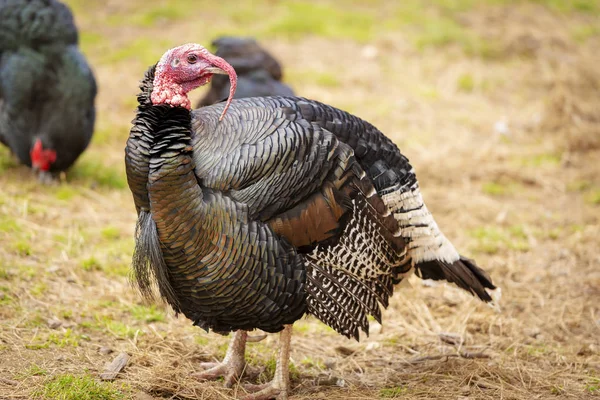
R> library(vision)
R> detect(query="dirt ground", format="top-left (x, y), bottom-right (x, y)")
top-left (0, 1), bottom-right (599, 399)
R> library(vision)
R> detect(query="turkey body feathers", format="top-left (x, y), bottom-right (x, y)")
top-left (126, 65), bottom-right (495, 338)
top-left (0, 0), bottom-right (96, 172)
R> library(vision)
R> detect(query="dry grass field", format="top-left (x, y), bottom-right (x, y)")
top-left (1, 1), bottom-right (599, 399)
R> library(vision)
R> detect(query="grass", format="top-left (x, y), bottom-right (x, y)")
top-left (265, 2), bottom-right (376, 43)
top-left (81, 256), bottom-right (102, 272)
top-left (19, 364), bottom-right (48, 378)
top-left (515, 152), bottom-right (562, 167)
top-left (380, 386), bottom-right (408, 398)
top-left (585, 189), bottom-right (600, 205)
top-left (69, 157), bottom-right (126, 189)
top-left (469, 225), bottom-right (531, 254)
top-left (457, 73), bottom-right (475, 92)
top-left (130, 304), bottom-right (165, 323)
top-left (481, 179), bottom-right (525, 196)
top-left (35, 374), bottom-right (125, 400)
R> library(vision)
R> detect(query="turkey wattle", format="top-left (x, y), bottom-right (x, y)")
top-left (125, 43), bottom-right (496, 400)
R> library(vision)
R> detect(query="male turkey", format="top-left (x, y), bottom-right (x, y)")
top-left (0, 0), bottom-right (96, 176)
top-left (197, 36), bottom-right (294, 107)
top-left (125, 43), bottom-right (495, 400)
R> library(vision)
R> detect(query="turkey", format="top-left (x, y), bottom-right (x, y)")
top-left (125, 43), bottom-right (495, 400)
top-left (0, 0), bottom-right (96, 176)
top-left (197, 36), bottom-right (294, 107)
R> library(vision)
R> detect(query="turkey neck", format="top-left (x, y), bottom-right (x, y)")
top-left (126, 65), bottom-right (160, 214)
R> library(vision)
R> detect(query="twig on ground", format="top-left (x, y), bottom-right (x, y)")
top-left (0, 377), bottom-right (19, 386)
top-left (396, 351), bottom-right (490, 367)
top-left (100, 352), bottom-right (130, 381)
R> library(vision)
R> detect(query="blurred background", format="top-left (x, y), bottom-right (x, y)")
top-left (0, 1), bottom-right (598, 399)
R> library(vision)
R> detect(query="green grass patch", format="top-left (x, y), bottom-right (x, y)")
top-left (457, 73), bottom-right (475, 92)
top-left (104, 319), bottom-right (137, 339)
top-left (587, 377), bottom-right (600, 393)
top-left (17, 363), bottom-right (48, 379)
top-left (194, 336), bottom-right (210, 346)
top-left (585, 189), bottom-right (600, 205)
top-left (0, 216), bottom-right (20, 233)
top-left (0, 146), bottom-right (19, 172)
top-left (12, 240), bottom-right (32, 256)
top-left (300, 356), bottom-right (326, 370)
top-left (79, 31), bottom-right (106, 55)
top-left (30, 282), bottom-right (47, 297)
top-left (390, 2), bottom-right (501, 58)
top-left (535, 0), bottom-right (600, 14)
top-left (571, 24), bottom-right (600, 42)
top-left (25, 313), bottom-right (46, 328)
top-left (265, 1), bottom-right (375, 43)
top-left (48, 329), bottom-right (80, 347)
top-left (130, 304), bottom-right (165, 323)
top-left (261, 358), bottom-right (300, 381)
top-left (314, 72), bottom-right (342, 88)
top-left (54, 185), bottom-right (78, 201)
top-left (417, 85), bottom-right (441, 100)
top-left (129, 4), bottom-right (188, 27)
top-left (482, 181), bottom-right (510, 196)
top-left (567, 180), bottom-right (592, 192)
top-left (287, 69), bottom-right (342, 88)
top-left (470, 225), bottom-right (530, 254)
top-left (516, 152), bottom-right (562, 167)
top-left (82, 256), bottom-right (102, 272)
top-left (380, 386), bottom-right (408, 398)
top-left (70, 157), bottom-right (126, 189)
top-left (0, 292), bottom-right (13, 305)
top-left (35, 373), bottom-right (125, 400)
top-left (99, 37), bottom-right (170, 66)
top-left (101, 226), bottom-right (121, 240)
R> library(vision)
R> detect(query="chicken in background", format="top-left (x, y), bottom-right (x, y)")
top-left (0, 0), bottom-right (97, 180)
top-left (197, 36), bottom-right (294, 107)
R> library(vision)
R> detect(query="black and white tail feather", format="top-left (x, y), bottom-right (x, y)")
top-left (370, 160), bottom-right (496, 302)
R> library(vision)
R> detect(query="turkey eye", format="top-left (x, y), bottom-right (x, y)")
top-left (187, 54), bottom-right (198, 64)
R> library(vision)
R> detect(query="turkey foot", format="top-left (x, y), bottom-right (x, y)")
top-left (241, 325), bottom-right (292, 400)
top-left (192, 330), bottom-right (247, 388)
top-left (242, 383), bottom-right (284, 400)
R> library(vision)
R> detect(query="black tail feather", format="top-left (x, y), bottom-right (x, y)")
top-left (415, 256), bottom-right (496, 302)
top-left (131, 210), bottom-right (181, 312)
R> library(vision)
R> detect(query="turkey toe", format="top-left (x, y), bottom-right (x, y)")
top-left (242, 383), bottom-right (286, 400)
top-left (192, 330), bottom-right (248, 387)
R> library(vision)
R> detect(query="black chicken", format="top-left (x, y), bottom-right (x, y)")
top-left (125, 43), bottom-right (495, 400)
top-left (197, 36), bottom-right (294, 107)
top-left (0, 0), bottom-right (96, 176)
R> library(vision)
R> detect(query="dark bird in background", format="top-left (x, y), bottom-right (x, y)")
top-left (197, 36), bottom-right (294, 107)
top-left (0, 0), bottom-right (97, 177)
top-left (126, 44), bottom-right (496, 400)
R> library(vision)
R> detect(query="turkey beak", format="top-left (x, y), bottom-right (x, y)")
top-left (204, 67), bottom-right (228, 75)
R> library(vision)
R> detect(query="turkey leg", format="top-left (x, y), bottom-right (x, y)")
top-left (193, 329), bottom-right (248, 387)
top-left (242, 324), bottom-right (292, 400)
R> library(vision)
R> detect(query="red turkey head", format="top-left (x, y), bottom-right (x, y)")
top-left (151, 43), bottom-right (237, 120)
top-left (30, 139), bottom-right (57, 172)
